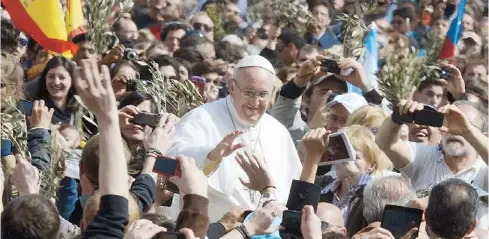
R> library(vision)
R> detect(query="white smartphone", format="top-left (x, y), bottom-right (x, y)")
top-left (319, 132), bottom-right (356, 166)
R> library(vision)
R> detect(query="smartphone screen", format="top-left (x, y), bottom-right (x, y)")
top-left (132, 113), bottom-right (160, 128)
top-left (280, 210), bottom-right (302, 237)
top-left (17, 100), bottom-right (34, 116)
top-left (153, 156), bottom-right (179, 176)
top-left (414, 108), bottom-right (444, 127)
top-left (320, 132), bottom-right (355, 165)
top-left (381, 205), bottom-right (423, 239)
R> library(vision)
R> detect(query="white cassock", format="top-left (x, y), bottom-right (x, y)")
top-left (167, 96), bottom-right (302, 221)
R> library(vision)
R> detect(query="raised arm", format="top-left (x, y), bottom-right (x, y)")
top-left (376, 100), bottom-right (423, 169)
top-left (74, 59), bottom-right (129, 238)
top-left (438, 104), bottom-right (488, 164)
top-left (27, 100), bottom-right (54, 172)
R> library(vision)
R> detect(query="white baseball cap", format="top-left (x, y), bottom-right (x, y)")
top-left (234, 55), bottom-right (275, 75)
top-left (327, 93), bottom-right (368, 113)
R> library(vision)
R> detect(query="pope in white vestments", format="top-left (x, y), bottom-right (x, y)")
top-left (167, 55), bottom-right (302, 221)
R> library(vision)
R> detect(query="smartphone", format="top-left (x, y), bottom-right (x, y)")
top-left (153, 156), bottom-right (182, 177)
top-left (280, 210), bottom-right (302, 238)
top-left (381, 205), bottom-right (423, 239)
top-left (321, 59), bottom-right (341, 74)
top-left (17, 100), bottom-right (34, 116)
top-left (131, 113), bottom-right (160, 128)
top-left (158, 232), bottom-right (186, 239)
top-left (165, 181), bottom-right (180, 194)
top-left (391, 106), bottom-right (415, 125)
top-left (414, 105), bottom-right (444, 127)
top-left (320, 132), bottom-right (356, 166)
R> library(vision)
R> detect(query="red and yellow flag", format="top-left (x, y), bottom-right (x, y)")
top-left (2, 0), bottom-right (79, 56)
top-left (65, 0), bottom-right (86, 39)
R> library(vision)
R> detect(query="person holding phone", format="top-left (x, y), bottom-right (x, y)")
top-left (375, 100), bottom-right (488, 196)
top-left (300, 125), bottom-right (394, 236)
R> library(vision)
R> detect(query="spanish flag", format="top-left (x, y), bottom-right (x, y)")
top-left (2, 0), bottom-right (79, 56)
top-left (65, 0), bottom-right (86, 39)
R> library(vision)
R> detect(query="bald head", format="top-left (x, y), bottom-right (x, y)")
top-left (317, 203), bottom-right (344, 227)
top-left (453, 100), bottom-right (486, 131)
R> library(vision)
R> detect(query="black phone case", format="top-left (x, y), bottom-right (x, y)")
top-left (132, 113), bottom-right (160, 128)
top-left (414, 108), bottom-right (444, 127)
top-left (392, 106), bottom-right (415, 124)
top-left (321, 59), bottom-right (341, 74)
top-left (280, 210), bottom-right (303, 238)
top-left (381, 205), bottom-right (422, 239)
top-left (160, 232), bottom-right (185, 239)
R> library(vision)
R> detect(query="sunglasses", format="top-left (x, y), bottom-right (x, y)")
top-left (18, 38), bottom-right (28, 48)
top-left (193, 22), bottom-right (213, 33)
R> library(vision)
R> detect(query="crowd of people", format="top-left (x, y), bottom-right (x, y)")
top-left (1, 0), bottom-right (489, 238)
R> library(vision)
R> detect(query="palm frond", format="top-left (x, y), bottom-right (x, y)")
top-left (377, 46), bottom-right (423, 106)
top-left (336, 1), bottom-right (379, 58)
top-left (83, 0), bottom-right (133, 54)
top-left (1, 101), bottom-right (29, 158)
top-left (39, 130), bottom-right (68, 199)
top-left (129, 61), bottom-right (203, 117)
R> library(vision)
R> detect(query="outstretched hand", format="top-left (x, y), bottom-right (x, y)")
top-left (236, 151), bottom-right (275, 192)
top-left (73, 59), bottom-right (117, 122)
top-left (208, 130), bottom-right (244, 162)
top-left (28, 100), bottom-right (54, 129)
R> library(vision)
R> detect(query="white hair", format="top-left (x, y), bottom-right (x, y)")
top-left (362, 175), bottom-right (417, 223)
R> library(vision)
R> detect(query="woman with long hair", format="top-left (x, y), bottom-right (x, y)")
top-left (36, 56), bottom-right (77, 125)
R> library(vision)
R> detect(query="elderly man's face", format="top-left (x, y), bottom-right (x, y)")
top-left (441, 104), bottom-right (483, 158)
top-left (464, 64), bottom-right (488, 82)
top-left (117, 19), bottom-right (139, 41)
top-left (191, 14), bottom-right (215, 42)
top-left (229, 67), bottom-right (275, 124)
top-left (316, 203), bottom-right (347, 236)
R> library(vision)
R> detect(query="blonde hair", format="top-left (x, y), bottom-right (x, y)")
top-left (346, 105), bottom-right (388, 134)
top-left (340, 125), bottom-right (393, 176)
top-left (83, 191), bottom-right (140, 231)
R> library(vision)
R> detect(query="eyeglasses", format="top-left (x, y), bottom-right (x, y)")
top-left (233, 80), bottom-right (271, 100)
top-left (18, 38), bottom-right (28, 48)
top-left (192, 22), bottom-right (213, 33)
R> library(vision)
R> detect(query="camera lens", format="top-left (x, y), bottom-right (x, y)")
top-left (125, 49), bottom-right (138, 60)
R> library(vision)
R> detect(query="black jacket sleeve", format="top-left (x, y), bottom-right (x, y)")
top-left (27, 128), bottom-right (51, 171)
top-left (206, 222), bottom-right (227, 239)
top-left (285, 180), bottom-right (322, 212)
top-left (280, 80), bottom-right (306, 100)
top-left (82, 195), bottom-right (128, 239)
top-left (130, 174), bottom-right (155, 213)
